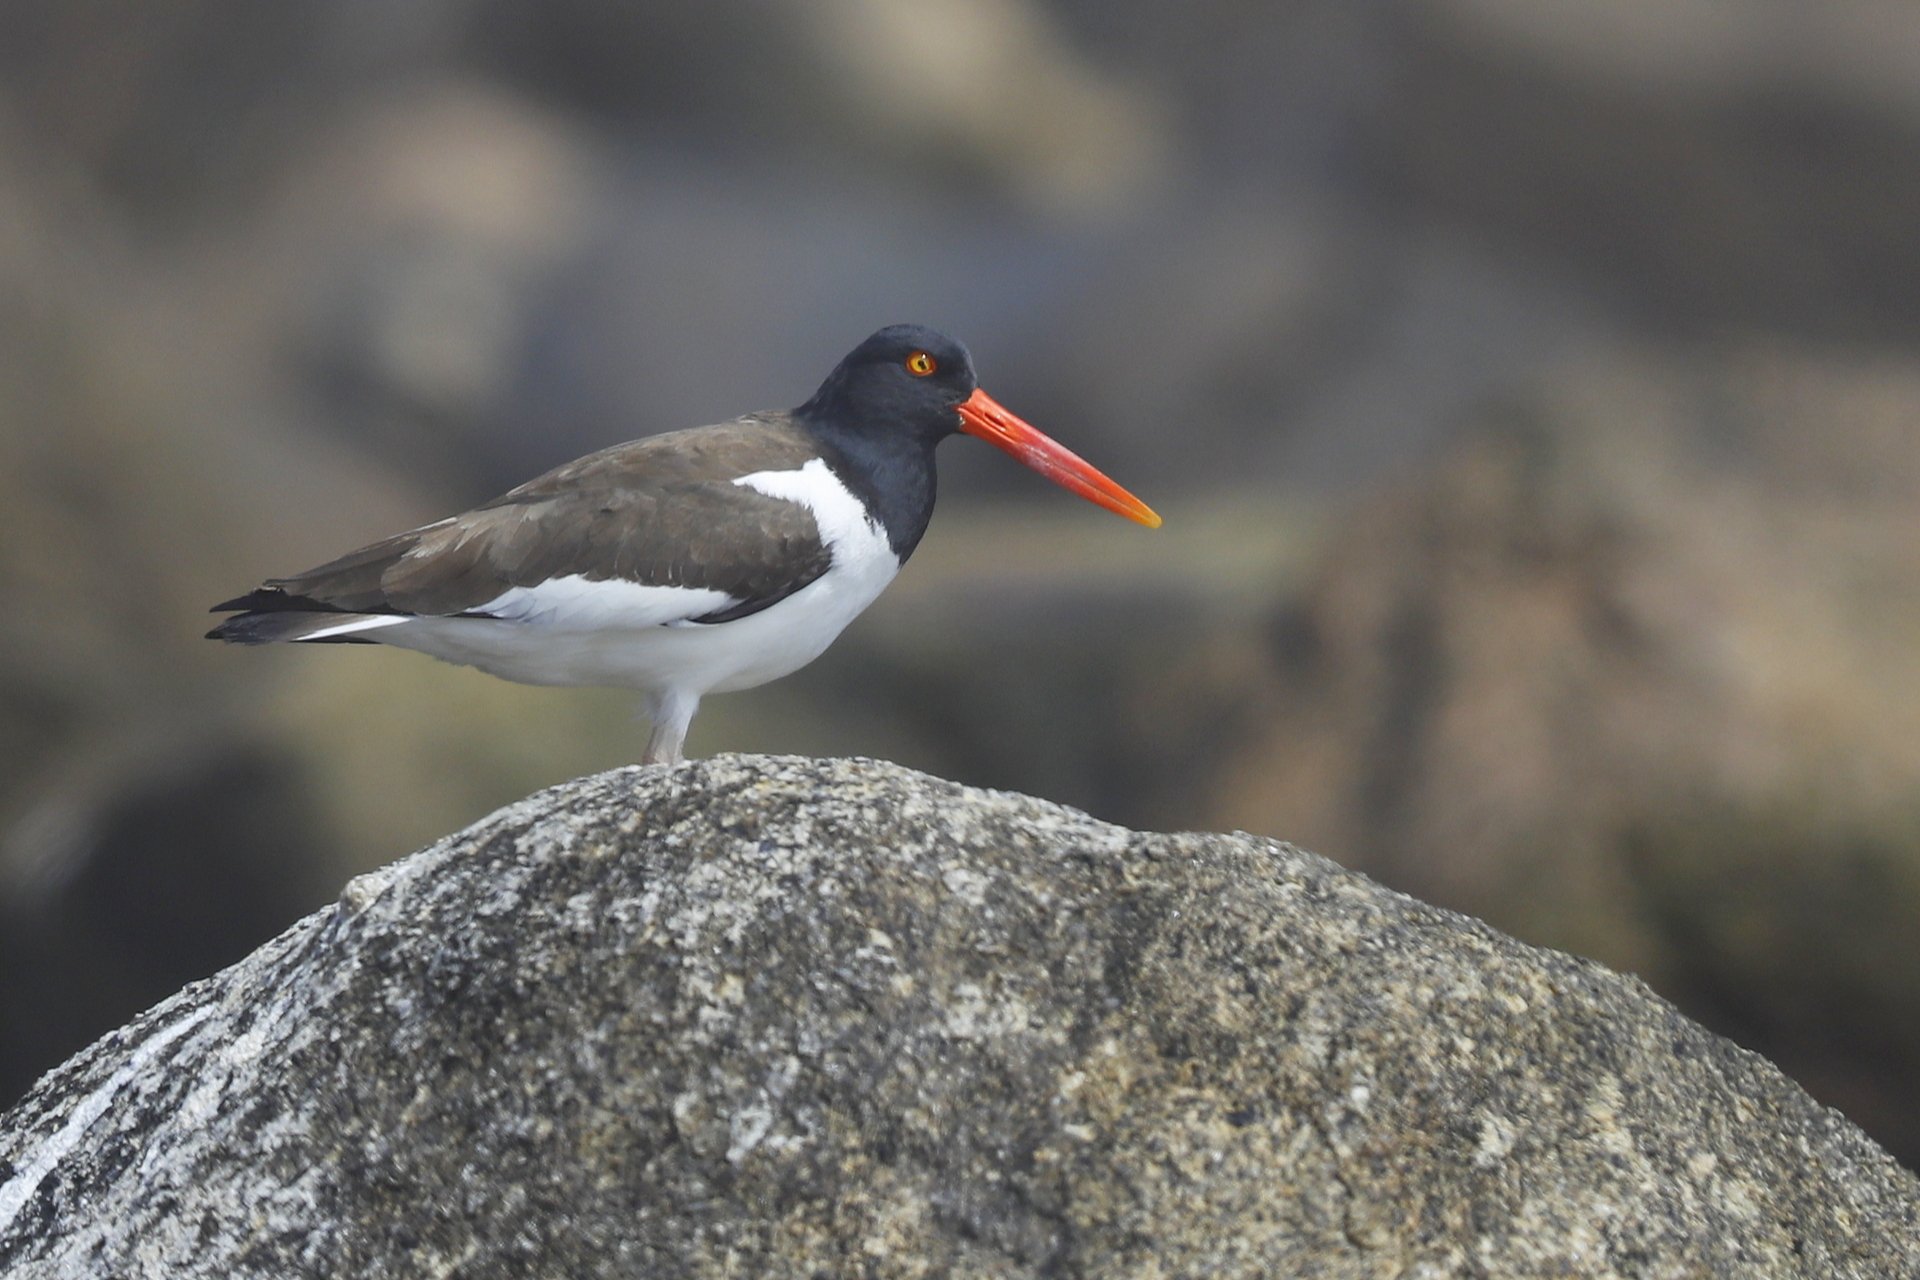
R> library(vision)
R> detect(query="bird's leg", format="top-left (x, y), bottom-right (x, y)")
top-left (640, 688), bottom-right (699, 765)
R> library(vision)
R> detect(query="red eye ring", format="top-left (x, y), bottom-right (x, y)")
top-left (906, 351), bottom-right (937, 377)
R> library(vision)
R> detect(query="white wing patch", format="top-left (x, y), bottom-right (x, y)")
top-left (473, 573), bottom-right (737, 631)
top-left (296, 615), bottom-right (410, 641)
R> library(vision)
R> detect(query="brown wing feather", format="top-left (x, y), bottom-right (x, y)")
top-left (242, 415), bottom-right (832, 623)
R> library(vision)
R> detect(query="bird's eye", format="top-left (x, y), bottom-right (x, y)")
top-left (905, 351), bottom-right (937, 377)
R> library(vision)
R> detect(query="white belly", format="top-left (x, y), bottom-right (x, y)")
top-left (379, 554), bottom-right (896, 693)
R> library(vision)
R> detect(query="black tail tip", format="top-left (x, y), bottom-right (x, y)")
top-left (207, 614), bottom-right (271, 645)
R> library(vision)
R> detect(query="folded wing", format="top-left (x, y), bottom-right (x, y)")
top-left (209, 417), bottom-right (832, 643)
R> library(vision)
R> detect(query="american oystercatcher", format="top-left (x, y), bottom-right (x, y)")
top-left (209, 325), bottom-right (1160, 763)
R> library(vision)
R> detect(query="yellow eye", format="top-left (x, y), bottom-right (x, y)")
top-left (906, 351), bottom-right (937, 377)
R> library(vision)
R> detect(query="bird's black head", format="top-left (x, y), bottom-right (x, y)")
top-left (793, 322), bottom-right (1162, 555)
top-left (798, 324), bottom-right (978, 446)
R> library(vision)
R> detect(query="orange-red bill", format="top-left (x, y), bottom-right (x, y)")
top-left (956, 388), bottom-right (1162, 528)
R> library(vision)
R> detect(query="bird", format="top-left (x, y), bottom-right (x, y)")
top-left (209, 324), bottom-right (1161, 764)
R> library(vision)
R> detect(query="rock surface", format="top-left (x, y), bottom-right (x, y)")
top-left (1, 756), bottom-right (1916, 1278)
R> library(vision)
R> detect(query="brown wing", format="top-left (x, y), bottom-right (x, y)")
top-left (218, 415), bottom-right (832, 624)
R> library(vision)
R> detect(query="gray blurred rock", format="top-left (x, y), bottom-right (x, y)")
top-left (2, 756), bottom-right (1914, 1277)
top-left (1198, 339), bottom-right (1920, 1165)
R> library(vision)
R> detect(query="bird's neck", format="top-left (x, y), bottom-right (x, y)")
top-left (797, 412), bottom-right (941, 563)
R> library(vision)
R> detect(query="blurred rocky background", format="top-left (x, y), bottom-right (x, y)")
top-left (2, 0), bottom-right (1918, 1166)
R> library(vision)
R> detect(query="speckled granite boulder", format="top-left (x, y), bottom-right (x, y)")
top-left (1, 755), bottom-right (1915, 1277)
